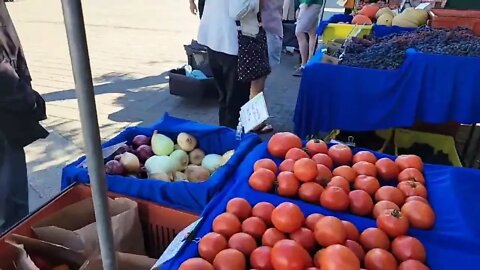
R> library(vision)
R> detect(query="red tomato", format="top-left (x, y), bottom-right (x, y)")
top-left (353, 151), bottom-right (378, 164)
top-left (399, 260), bottom-right (430, 270)
top-left (375, 158), bottom-right (400, 181)
top-left (290, 227), bottom-right (316, 251)
top-left (354, 175), bottom-right (381, 196)
top-left (345, 240), bottom-right (366, 263)
top-left (320, 186), bottom-right (350, 212)
top-left (242, 216), bottom-right (267, 239)
top-left (305, 213), bottom-right (324, 231)
top-left (254, 158), bottom-right (278, 174)
top-left (252, 202), bottom-right (275, 226)
top-left (213, 249), bottom-right (246, 270)
top-left (315, 164), bottom-right (333, 186)
top-left (397, 181), bottom-right (428, 198)
top-left (375, 186), bottom-right (406, 207)
top-left (364, 248), bottom-right (398, 270)
top-left (306, 139), bottom-right (328, 156)
top-left (271, 202), bottom-right (305, 233)
top-left (250, 246), bottom-right (274, 270)
top-left (373, 200), bottom-right (400, 219)
top-left (395, 155), bottom-right (423, 171)
top-left (298, 182), bottom-right (324, 203)
top-left (294, 158), bottom-right (318, 182)
top-left (228, 232), bottom-right (257, 256)
top-left (313, 249), bottom-right (324, 268)
top-left (405, 196), bottom-right (429, 204)
top-left (352, 161), bottom-right (377, 177)
top-left (262, 228), bottom-right (287, 247)
top-left (268, 132), bottom-right (303, 158)
top-left (271, 240), bottom-right (310, 270)
top-left (349, 190), bottom-right (374, 216)
top-left (392, 236), bottom-right (426, 262)
top-left (359, 228), bottom-right (390, 250)
top-left (312, 153), bottom-right (334, 170)
top-left (327, 176), bottom-right (350, 193)
top-left (398, 168), bottom-right (425, 184)
top-left (198, 232), bottom-right (228, 262)
top-left (179, 258), bottom-right (214, 270)
top-left (249, 168), bottom-right (276, 192)
top-left (328, 144), bottom-right (353, 166)
top-left (376, 209), bottom-right (409, 238)
top-left (332, 166), bottom-right (357, 183)
top-left (279, 159), bottom-right (295, 172)
top-left (226, 198), bottom-right (252, 221)
top-left (277, 171), bottom-right (300, 197)
top-left (319, 244), bottom-right (360, 270)
top-left (342, 220), bottom-right (360, 241)
top-left (212, 213), bottom-right (241, 238)
top-left (401, 201), bottom-right (435, 229)
top-left (285, 148), bottom-right (310, 161)
top-left (314, 216), bottom-right (346, 247)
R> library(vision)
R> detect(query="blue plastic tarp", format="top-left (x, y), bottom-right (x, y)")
top-left (294, 50), bottom-right (480, 138)
top-left (162, 142), bottom-right (480, 270)
top-left (61, 113), bottom-right (261, 214)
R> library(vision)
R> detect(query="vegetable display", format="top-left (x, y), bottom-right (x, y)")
top-left (335, 27), bottom-right (480, 70)
top-left (249, 132), bottom-right (436, 230)
top-left (105, 132), bottom-right (234, 182)
top-left (179, 198), bottom-right (430, 269)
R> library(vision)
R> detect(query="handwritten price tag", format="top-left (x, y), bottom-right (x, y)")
top-left (240, 92), bottom-right (270, 133)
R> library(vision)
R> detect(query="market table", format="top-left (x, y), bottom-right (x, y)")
top-left (162, 142), bottom-right (480, 270)
top-left (293, 49), bottom-right (480, 138)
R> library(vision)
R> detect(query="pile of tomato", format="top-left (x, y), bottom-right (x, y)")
top-left (179, 198), bottom-right (430, 270)
top-left (248, 132), bottom-right (436, 230)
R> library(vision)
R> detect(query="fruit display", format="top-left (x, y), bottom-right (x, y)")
top-left (249, 132), bottom-right (436, 230)
top-left (104, 132), bottom-right (234, 182)
top-left (336, 27), bottom-right (480, 69)
top-left (179, 198), bottom-right (430, 269)
top-left (348, 3), bottom-right (427, 27)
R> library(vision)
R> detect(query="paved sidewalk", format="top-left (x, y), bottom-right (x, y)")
top-left (7, 0), bottom-right (302, 211)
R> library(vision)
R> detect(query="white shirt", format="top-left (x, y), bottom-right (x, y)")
top-left (198, 0), bottom-right (239, 56)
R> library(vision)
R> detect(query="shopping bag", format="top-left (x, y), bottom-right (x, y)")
top-left (32, 197), bottom-right (145, 257)
top-left (79, 252), bottom-right (156, 270)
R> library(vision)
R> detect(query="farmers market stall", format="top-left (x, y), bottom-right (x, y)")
top-left (62, 113), bottom-right (261, 214)
top-left (161, 136), bottom-right (480, 270)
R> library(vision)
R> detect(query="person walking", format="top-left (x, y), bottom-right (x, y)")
top-left (0, 1), bottom-right (48, 232)
top-left (197, 0), bottom-right (252, 129)
top-left (189, 0), bottom-right (206, 19)
top-left (249, 0), bottom-right (284, 133)
top-left (294, 0), bottom-right (323, 77)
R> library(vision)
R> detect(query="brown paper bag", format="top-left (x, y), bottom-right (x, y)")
top-left (6, 234), bottom-right (86, 270)
top-left (32, 197), bottom-right (145, 257)
top-left (79, 252), bottom-right (156, 270)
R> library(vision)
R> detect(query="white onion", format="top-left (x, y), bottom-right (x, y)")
top-left (151, 131), bottom-right (174, 156)
top-left (144, 155), bottom-right (176, 176)
top-left (185, 165), bottom-right (210, 182)
top-left (177, 132), bottom-right (198, 152)
top-left (201, 154), bottom-right (223, 173)
top-left (148, 171), bottom-right (172, 182)
top-left (119, 152), bottom-right (140, 173)
top-left (170, 149), bottom-right (189, 171)
top-left (221, 150), bottom-right (235, 166)
top-left (189, 148), bottom-right (205, 165)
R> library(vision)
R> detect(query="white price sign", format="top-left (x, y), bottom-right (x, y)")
top-left (151, 218), bottom-right (203, 269)
top-left (240, 92), bottom-right (270, 133)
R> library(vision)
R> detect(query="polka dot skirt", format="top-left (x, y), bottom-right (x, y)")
top-left (237, 28), bottom-right (272, 82)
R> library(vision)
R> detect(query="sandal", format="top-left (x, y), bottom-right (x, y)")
top-left (252, 123), bottom-right (274, 134)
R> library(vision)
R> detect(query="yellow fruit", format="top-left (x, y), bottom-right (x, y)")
top-left (377, 13), bottom-right (394, 26)
top-left (392, 13), bottom-right (418, 28)
top-left (375, 7), bottom-right (395, 19)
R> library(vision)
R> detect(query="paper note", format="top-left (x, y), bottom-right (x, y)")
top-left (240, 92), bottom-right (270, 133)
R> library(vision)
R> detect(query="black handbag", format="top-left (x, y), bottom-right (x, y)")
top-left (237, 17), bottom-right (271, 82)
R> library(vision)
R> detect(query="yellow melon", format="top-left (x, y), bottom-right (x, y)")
top-left (377, 13), bottom-right (394, 26)
top-left (375, 7), bottom-right (395, 19)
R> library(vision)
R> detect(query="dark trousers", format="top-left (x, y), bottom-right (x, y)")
top-left (198, 0), bottom-right (206, 19)
top-left (207, 48), bottom-right (250, 129)
top-left (0, 131), bottom-right (29, 233)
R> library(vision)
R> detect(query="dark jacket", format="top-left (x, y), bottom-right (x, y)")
top-left (0, 1), bottom-right (48, 147)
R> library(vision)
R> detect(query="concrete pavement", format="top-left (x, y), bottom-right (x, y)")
top-left (7, 0), bottom-right (321, 211)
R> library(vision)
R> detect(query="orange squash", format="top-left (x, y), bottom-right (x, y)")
top-left (359, 4), bottom-right (380, 19)
top-left (352, 14), bottom-right (373, 25)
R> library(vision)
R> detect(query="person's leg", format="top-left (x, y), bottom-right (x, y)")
top-left (207, 48), bottom-right (228, 126)
top-left (308, 31), bottom-right (317, 60)
top-left (294, 4), bottom-right (312, 76)
top-left (0, 132), bottom-right (28, 233)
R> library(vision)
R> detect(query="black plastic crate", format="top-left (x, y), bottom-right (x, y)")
top-left (168, 68), bottom-right (218, 99)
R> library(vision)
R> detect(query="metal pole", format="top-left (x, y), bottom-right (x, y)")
top-left (60, 1), bottom-right (117, 269)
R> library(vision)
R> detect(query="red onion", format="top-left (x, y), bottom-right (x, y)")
top-left (132, 135), bottom-right (151, 148)
top-left (105, 160), bottom-right (124, 175)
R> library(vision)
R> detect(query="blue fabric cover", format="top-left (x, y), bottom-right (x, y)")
top-left (372, 25), bottom-right (416, 38)
top-left (294, 50), bottom-right (480, 138)
top-left (61, 113), bottom-right (261, 214)
top-left (162, 142), bottom-right (480, 270)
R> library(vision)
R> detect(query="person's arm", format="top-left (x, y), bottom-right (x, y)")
top-left (189, 0), bottom-right (198, 15)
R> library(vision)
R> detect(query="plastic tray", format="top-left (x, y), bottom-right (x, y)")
top-left (321, 23), bottom-right (372, 43)
top-left (0, 184), bottom-right (198, 269)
